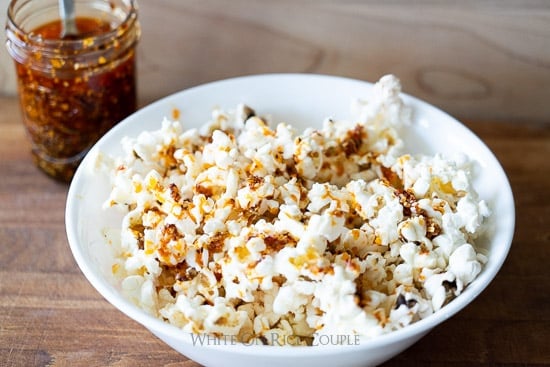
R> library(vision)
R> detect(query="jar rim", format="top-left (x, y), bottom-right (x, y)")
top-left (6, 0), bottom-right (140, 76)
top-left (6, 0), bottom-right (138, 49)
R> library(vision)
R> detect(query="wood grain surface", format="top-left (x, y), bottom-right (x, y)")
top-left (0, 93), bottom-right (549, 366)
top-left (1, 0), bottom-right (550, 124)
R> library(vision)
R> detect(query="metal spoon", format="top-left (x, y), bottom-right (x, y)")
top-left (59, 0), bottom-right (78, 38)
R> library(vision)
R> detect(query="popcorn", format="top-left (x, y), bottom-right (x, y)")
top-left (99, 75), bottom-right (489, 345)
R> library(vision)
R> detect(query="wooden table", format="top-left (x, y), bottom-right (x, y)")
top-left (1, 96), bottom-right (549, 366)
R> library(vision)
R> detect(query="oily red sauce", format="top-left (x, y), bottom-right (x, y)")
top-left (16, 17), bottom-right (137, 182)
top-left (31, 17), bottom-right (112, 39)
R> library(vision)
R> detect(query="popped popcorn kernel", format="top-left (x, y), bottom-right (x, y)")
top-left (99, 75), bottom-right (489, 345)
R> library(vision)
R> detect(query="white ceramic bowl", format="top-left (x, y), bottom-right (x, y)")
top-left (66, 74), bottom-right (515, 367)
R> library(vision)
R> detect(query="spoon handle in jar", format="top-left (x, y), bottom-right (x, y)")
top-left (59, 0), bottom-right (78, 36)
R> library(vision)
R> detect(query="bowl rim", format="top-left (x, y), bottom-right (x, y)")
top-left (66, 72), bottom-right (515, 356)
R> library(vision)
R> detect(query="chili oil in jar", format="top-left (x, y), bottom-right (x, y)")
top-left (5, 0), bottom-right (140, 181)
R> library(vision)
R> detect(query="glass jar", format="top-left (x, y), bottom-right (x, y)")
top-left (5, 0), bottom-right (140, 181)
